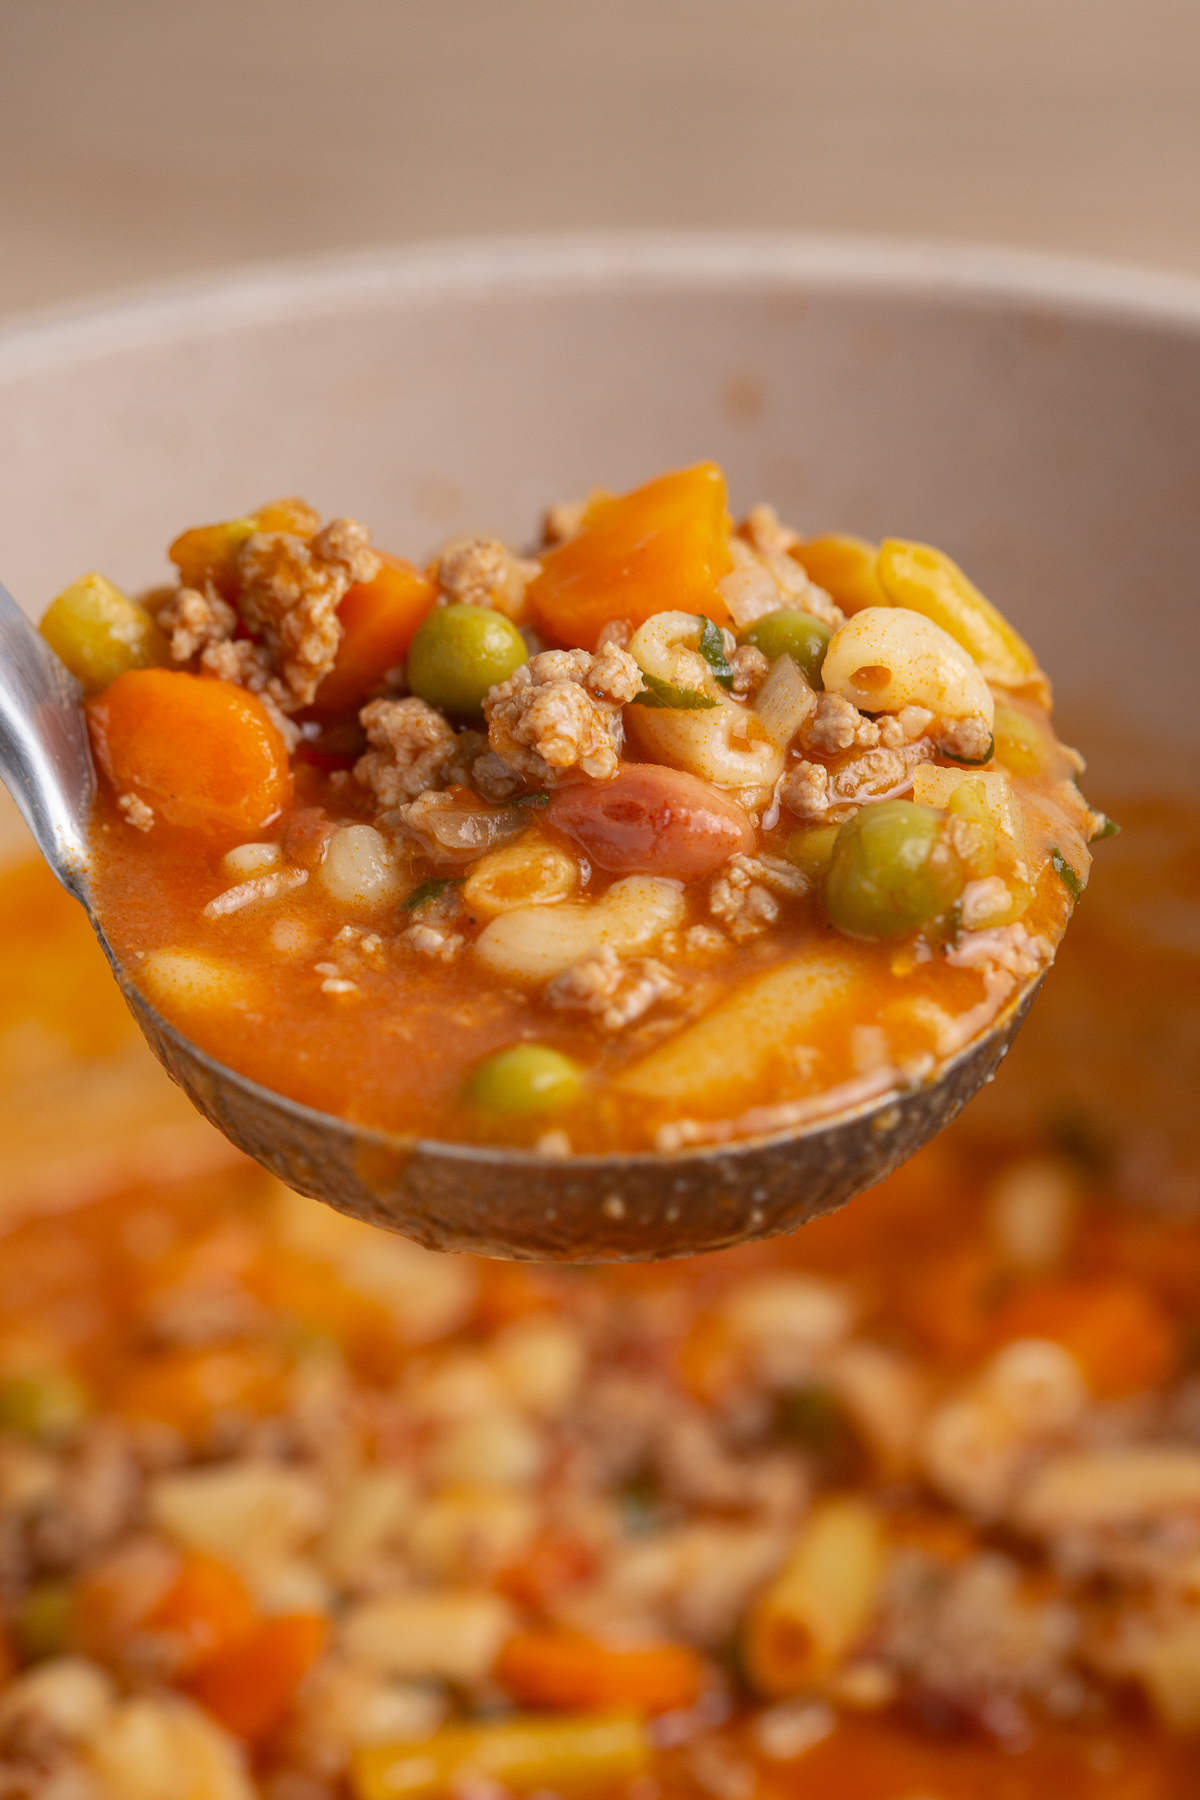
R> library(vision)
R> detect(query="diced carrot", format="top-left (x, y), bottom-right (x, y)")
top-left (186, 1612), bottom-right (327, 1743)
top-left (115, 1344), bottom-right (287, 1443)
top-left (497, 1530), bottom-right (599, 1610)
top-left (495, 1630), bottom-right (705, 1716)
top-left (989, 1277), bottom-right (1177, 1398)
top-left (88, 669), bottom-right (292, 835)
top-left (528, 464), bottom-right (733, 651)
top-left (901, 1244), bottom-right (1008, 1362)
top-left (168, 498), bottom-right (320, 596)
top-left (145, 1552), bottom-right (257, 1674)
top-left (315, 553), bottom-right (437, 714)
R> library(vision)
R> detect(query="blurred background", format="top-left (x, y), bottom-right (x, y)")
top-left (2, 0), bottom-right (1198, 325)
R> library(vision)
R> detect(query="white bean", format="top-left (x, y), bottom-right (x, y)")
top-left (220, 841), bottom-right (282, 881)
top-left (475, 875), bottom-right (686, 984)
top-left (318, 823), bottom-right (403, 910)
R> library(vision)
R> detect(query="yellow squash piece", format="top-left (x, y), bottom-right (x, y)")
top-left (791, 532), bottom-right (885, 613)
top-left (39, 573), bottom-right (167, 693)
top-left (877, 539), bottom-right (1048, 700)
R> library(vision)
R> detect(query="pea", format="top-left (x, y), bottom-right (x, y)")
top-left (825, 800), bottom-right (964, 940)
top-left (466, 1044), bottom-right (584, 1115)
top-left (783, 823), bottom-right (841, 881)
top-left (740, 611), bottom-right (833, 688)
top-left (14, 1580), bottom-right (74, 1661)
top-left (0, 1370), bottom-right (89, 1443)
top-left (993, 703), bottom-right (1046, 777)
top-left (407, 604), bottom-right (528, 718)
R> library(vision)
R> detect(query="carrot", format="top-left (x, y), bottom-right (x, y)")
top-left (495, 1630), bottom-right (705, 1716)
top-left (115, 1344), bottom-right (287, 1443)
top-left (989, 1276), bottom-right (1177, 1398)
top-left (146, 1551), bottom-right (256, 1674)
top-left (88, 668), bottom-right (292, 835)
top-left (186, 1612), bottom-right (327, 1742)
top-left (315, 552), bottom-right (436, 714)
top-left (528, 464), bottom-right (733, 651)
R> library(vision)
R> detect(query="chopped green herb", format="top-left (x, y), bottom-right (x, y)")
top-left (1091, 814), bottom-right (1121, 841)
top-left (696, 615), bottom-right (734, 689)
top-left (510, 791), bottom-right (551, 809)
top-left (1051, 848), bottom-right (1083, 901)
top-left (942, 734), bottom-right (995, 768)
top-left (631, 671), bottom-right (719, 711)
top-left (400, 877), bottom-right (463, 912)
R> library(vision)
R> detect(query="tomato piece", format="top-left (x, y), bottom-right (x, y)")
top-left (546, 765), bottom-right (753, 880)
top-left (315, 552), bottom-right (436, 714)
top-left (528, 464), bottom-right (733, 651)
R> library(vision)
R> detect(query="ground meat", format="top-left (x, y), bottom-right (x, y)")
top-left (654, 1408), bottom-right (808, 1519)
top-left (724, 514), bottom-right (846, 633)
top-left (740, 503), bottom-right (800, 560)
top-left (948, 923), bottom-right (1051, 981)
top-left (157, 585), bottom-right (236, 662)
top-left (546, 948), bottom-right (682, 1032)
top-left (116, 793), bottom-right (154, 833)
top-left (827, 741), bottom-right (934, 807)
top-left (434, 536), bottom-right (539, 622)
top-left (484, 645), bottom-right (642, 786)
top-left (878, 1550), bottom-right (1085, 1735)
top-left (728, 643), bottom-right (770, 700)
top-left (800, 693), bottom-right (881, 756)
top-left (238, 517), bottom-right (379, 707)
top-left (402, 922), bottom-right (465, 962)
top-left (778, 761), bottom-right (830, 821)
top-left (23, 1428), bottom-right (140, 1576)
top-left (940, 714), bottom-right (997, 764)
top-left (709, 854), bottom-right (803, 941)
top-left (595, 619), bottom-right (633, 652)
top-left (0, 1709), bottom-right (90, 1800)
top-left (878, 705), bottom-right (936, 748)
top-left (355, 698), bottom-right (460, 808)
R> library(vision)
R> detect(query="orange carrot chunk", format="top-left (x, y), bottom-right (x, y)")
top-left (315, 552), bottom-right (437, 714)
top-left (186, 1612), bottom-right (327, 1743)
top-left (495, 1629), bottom-right (705, 1716)
top-left (88, 669), bottom-right (292, 835)
top-left (146, 1551), bottom-right (256, 1675)
top-left (989, 1276), bottom-right (1177, 1398)
top-left (528, 464), bottom-right (733, 651)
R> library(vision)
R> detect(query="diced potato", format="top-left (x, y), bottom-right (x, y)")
top-left (138, 949), bottom-right (255, 1014)
top-left (617, 948), bottom-right (860, 1109)
top-left (40, 574), bottom-right (167, 693)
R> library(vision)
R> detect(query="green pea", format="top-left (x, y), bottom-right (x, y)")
top-left (993, 703), bottom-right (1046, 777)
top-left (407, 604), bottom-right (528, 718)
top-left (783, 823), bottom-right (841, 881)
top-left (466, 1044), bottom-right (585, 1115)
top-left (14, 1580), bottom-right (74, 1661)
top-left (825, 800), bottom-right (964, 940)
top-left (740, 611), bottom-right (833, 688)
top-left (0, 1370), bottom-right (89, 1443)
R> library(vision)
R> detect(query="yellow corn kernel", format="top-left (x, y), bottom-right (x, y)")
top-left (351, 1714), bottom-right (650, 1800)
top-left (40, 574), bottom-right (167, 694)
top-left (876, 540), bottom-right (1047, 699)
top-left (791, 534), bottom-right (884, 614)
top-left (461, 834), bottom-right (579, 920)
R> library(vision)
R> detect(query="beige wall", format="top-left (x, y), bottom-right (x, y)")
top-left (1, 0), bottom-right (1197, 322)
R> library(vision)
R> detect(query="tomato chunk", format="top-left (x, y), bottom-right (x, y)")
top-left (88, 669), bottom-right (292, 835)
top-left (528, 464), bottom-right (733, 651)
top-left (315, 552), bottom-right (436, 714)
top-left (547, 765), bottom-right (753, 880)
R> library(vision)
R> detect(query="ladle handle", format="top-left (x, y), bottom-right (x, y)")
top-left (0, 584), bottom-right (94, 899)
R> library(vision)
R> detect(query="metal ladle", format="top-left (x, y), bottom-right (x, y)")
top-left (0, 585), bottom-right (1037, 1261)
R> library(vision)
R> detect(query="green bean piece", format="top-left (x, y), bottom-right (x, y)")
top-left (407, 604), bottom-right (528, 718)
top-left (465, 1044), bottom-right (585, 1115)
top-left (740, 611), bottom-right (833, 688)
top-left (825, 800), bottom-right (964, 940)
top-left (0, 1370), bottom-right (89, 1443)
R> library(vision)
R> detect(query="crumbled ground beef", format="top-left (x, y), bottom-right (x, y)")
top-left (433, 536), bottom-right (539, 621)
top-left (778, 761), bottom-right (830, 821)
top-left (238, 519), bottom-right (379, 708)
top-left (156, 585), bottom-right (236, 662)
top-left (116, 793), bottom-right (154, 833)
top-left (546, 948), bottom-right (682, 1031)
top-left (355, 698), bottom-right (460, 808)
top-left (801, 693), bottom-right (882, 756)
top-left (729, 643), bottom-right (770, 700)
top-left (709, 854), bottom-right (806, 941)
top-left (827, 741), bottom-right (935, 807)
top-left (484, 645), bottom-right (642, 787)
